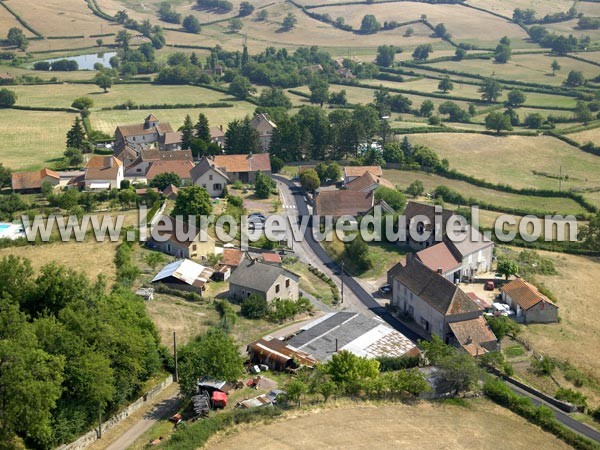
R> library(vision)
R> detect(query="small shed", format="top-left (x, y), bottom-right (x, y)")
top-left (152, 259), bottom-right (214, 293)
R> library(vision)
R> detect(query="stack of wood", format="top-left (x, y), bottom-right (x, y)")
top-left (190, 392), bottom-right (210, 418)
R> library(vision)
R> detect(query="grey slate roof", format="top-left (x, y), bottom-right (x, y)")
top-left (228, 259), bottom-right (298, 293)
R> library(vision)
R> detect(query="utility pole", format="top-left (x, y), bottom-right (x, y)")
top-left (173, 331), bottom-right (178, 383)
top-left (98, 404), bottom-right (102, 439)
top-left (340, 261), bottom-right (344, 304)
top-left (559, 165), bottom-right (562, 192)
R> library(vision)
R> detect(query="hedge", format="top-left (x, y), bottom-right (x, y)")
top-left (104, 102), bottom-right (234, 110)
top-left (0, 0), bottom-right (43, 37)
top-left (84, 0), bottom-right (116, 22)
top-left (167, 43), bottom-right (214, 51)
top-left (10, 105), bottom-right (78, 113)
top-left (46, 35), bottom-right (85, 40)
top-left (89, 33), bottom-right (116, 38)
top-left (484, 379), bottom-right (600, 450)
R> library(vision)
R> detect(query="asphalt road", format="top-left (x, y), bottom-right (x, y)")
top-left (274, 175), bottom-right (421, 343)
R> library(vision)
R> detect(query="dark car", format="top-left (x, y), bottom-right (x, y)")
top-left (379, 284), bottom-right (392, 296)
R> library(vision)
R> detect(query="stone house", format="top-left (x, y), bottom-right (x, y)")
top-left (114, 114), bottom-right (181, 153)
top-left (149, 215), bottom-right (216, 261)
top-left (250, 113), bottom-right (277, 152)
top-left (84, 156), bottom-right (123, 190)
top-left (228, 259), bottom-right (299, 302)
top-left (190, 157), bottom-right (230, 197)
top-left (213, 153), bottom-right (271, 184)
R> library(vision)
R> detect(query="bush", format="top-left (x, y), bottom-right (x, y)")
top-left (376, 355), bottom-right (420, 372)
top-left (240, 294), bottom-right (268, 319)
top-left (555, 387), bottom-right (587, 407)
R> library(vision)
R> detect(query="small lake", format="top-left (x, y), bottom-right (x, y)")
top-left (41, 52), bottom-right (117, 71)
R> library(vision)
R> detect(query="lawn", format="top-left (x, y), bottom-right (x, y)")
top-left (91, 104), bottom-right (257, 135)
top-left (10, 83), bottom-right (246, 109)
top-left (315, 1), bottom-right (532, 48)
top-left (383, 169), bottom-right (587, 215)
top-left (427, 54), bottom-right (600, 87)
top-left (518, 249), bottom-right (600, 377)
top-left (404, 133), bottom-right (600, 192)
top-left (284, 260), bottom-right (336, 305)
top-left (207, 399), bottom-right (571, 450)
top-left (0, 240), bottom-right (119, 282)
top-left (0, 109), bottom-right (78, 170)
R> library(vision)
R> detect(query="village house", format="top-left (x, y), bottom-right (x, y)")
top-left (190, 157), bottom-right (230, 197)
top-left (84, 156), bottom-right (123, 190)
top-left (389, 255), bottom-right (497, 355)
top-left (342, 165), bottom-right (383, 185)
top-left (250, 113), bottom-right (277, 152)
top-left (415, 242), bottom-right (462, 283)
top-left (445, 226), bottom-right (494, 279)
top-left (213, 153), bottom-right (271, 184)
top-left (313, 190), bottom-right (374, 218)
top-left (114, 114), bottom-right (182, 153)
top-left (403, 201), bottom-right (455, 250)
top-left (210, 126), bottom-right (225, 147)
top-left (11, 168), bottom-right (60, 193)
top-left (228, 259), bottom-right (299, 302)
top-left (149, 215), bottom-right (216, 261)
top-left (145, 160), bottom-right (195, 186)
top-left (151, 259), bottom-right (214, 293)
top-left (501, 278), bottom-right (559, 324)
top-left (345, 171), bottom-right (395, 193)
top-left (123, 149), bottom-right (193, 179)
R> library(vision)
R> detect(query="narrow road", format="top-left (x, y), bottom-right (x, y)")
top-left (103, 390), bottom-right (180, 450)
top-left (274, 175), bottom-right (421, 342)
top-left (505, 379), bottom-right (600, 443)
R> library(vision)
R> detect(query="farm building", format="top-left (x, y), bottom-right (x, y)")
top-left (151, 259), bottom-right (214, 293)
top-left (228, 259), bottom-right (299, 302)
top-left (313, 190), bottom-right (374, 218)
top-left (501, 279), bottom-right (558, 324)
top-left (247, 312), bottom-right (419, 370)
top-left (11, 168), bottom-right (60, 193)
top-left (247, 337), bottom-right (318, 371)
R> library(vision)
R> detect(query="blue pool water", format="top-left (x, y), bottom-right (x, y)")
top-left (0, 224), bottom-right (10, 231)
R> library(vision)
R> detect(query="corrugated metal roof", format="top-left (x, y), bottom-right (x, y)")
top-left (151, 259), bottom-right (213, 286)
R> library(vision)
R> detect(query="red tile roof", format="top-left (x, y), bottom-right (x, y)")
top-left (146, 160), bottom-right (195, 181)
top-left (449, 317), bottom-right (497, 356)
top-left (262, 253), bottom-right (282, 264)
top-left (85, 156), bottom-right (122, 181)
top-left (213, 153), bottom-right (271, 173)
top-left (221, 248), bottom-right (244, 267)
top-left (501, 278), bottom-right (557, 311)
top-left (345, 171), bottom-right (394, 192)
top-left (416, 242), bottom-right (461, 275)
top-left (11, 168), bottom-right (59, 191)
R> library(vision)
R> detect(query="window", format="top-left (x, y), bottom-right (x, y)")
top-left (275, 284), bottom-right (280, 294)
top-left (209, 174), bottom-right (213, 180)
top-left (285, 279), bottom-right (290, 288)
top-left (420, 318), bottom-right (430, 331)
top-left (192, 244), bottom-right (197, 251)
top-left (213, 183), bottom-right (222, 191)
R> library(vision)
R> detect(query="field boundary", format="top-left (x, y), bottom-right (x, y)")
top-left (0, 0), bottom-right (43, 37)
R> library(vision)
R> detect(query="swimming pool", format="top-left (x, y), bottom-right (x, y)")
top-left (0, 224), bottom-right (10, 231)
top-left (0, 223), bottom-right (25, 240)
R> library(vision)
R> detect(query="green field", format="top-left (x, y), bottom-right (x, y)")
top-left (11, 83), bottom-right (246, 109)
top-left (383, 169), bottom-right (587, 215)
top-left (0, 109), bottom-right (77, 170)
top-left (405, 133), bottom-right (600, 192)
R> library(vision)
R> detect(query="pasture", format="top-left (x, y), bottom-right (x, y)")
top-left (0, 5), bottom-right (37, 37)
top-left (315, 1), bottom-right (532, 48)
top-left (10, 83), bottom-right (246, 109)
top-left (207, 400), bottom-right (572, 450)
top-left (566, 127), bottom-right (600, 145)
top-left (405, 133), bottom-right (600, 192)
top-left (383, 169), bottom-right (587, 215)
top-left (427, 54), bottom-right (600, 87)
top-left (468, 0), bottom-right (575, 18)
top-left (0, 109), bottom-right (76, 170)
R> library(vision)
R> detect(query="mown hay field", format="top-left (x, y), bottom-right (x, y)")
top-left (10, 83), bottom-right (245, 109)
top-left (315, 1), bottom-right (532, 47)
top-left (6, 0), bottom-right (122, 37)
top-left (468, 0), bottom-right (574, 18)
top-left (0, 109), bottom-right (76, 170)
top-left (566, 127), bottom-right (600, 146)
top-left (405, 133), bottom-right (600, 192)
top-left (91, 103), bottom-right (257, 135)
top-left (427, 53), bottom-right (600, 86)
top-left (383, 169), bottom-right (587, 215)
top-left (207, 400), bottom-right (572, 450)
top-left (0, 5), bottom-right (37, 37)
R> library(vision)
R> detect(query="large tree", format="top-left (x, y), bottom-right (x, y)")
top-left (172, 185), bottom-right (212, 219)
top-left (506, 89), bottom-right (526, 107)
top-left (0, 88), bottom-right (17, 107)
top-left (224, 117), bottom-right (262, 154)
top-left (258, 87), bottom-right (292, 109)
top-left (195, 113), bottom-right (211, 143)
top-left (300, 168), bottom-right (320, 192)
top-left (7, 27), bottom-right (28, 50)
top-left (375, 45), bottom-right (396, 67)
top-left (438, 76), bottom-right (453, 93)
top-left (178, 328), bottom-right (244, 397)
top-left (479, 78), bottom-right (503, 102)
top-left (360, 15), bottom-right (381, 34)
top-left (412, 44), bottom-right (433, 61)
top-left (182, 15), bottom-right (201, 33)
top-left (228, 75), bottom-right (255, 98)
top-left (180, 114), bottom-right (194, 150)
top-left (94, 72), bottom-right (113, 93)
top-left (309, 77), bottom-right (330, 107)
top-left (66, 117), bottom-right (87, 151)
top-left (485, 111), bottom-right (512, 134)
top-left (149, 172), bottom-right (182, 190)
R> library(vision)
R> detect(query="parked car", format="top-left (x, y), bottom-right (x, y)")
top-left (379, 284), bottom-right (392, 295)
top-left (248, 212), bottom-right (266, 222)
top-left (484, 281), bottom-right (495, 291)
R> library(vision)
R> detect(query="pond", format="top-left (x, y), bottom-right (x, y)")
top-left (41, 52), bottom-right (117, 71)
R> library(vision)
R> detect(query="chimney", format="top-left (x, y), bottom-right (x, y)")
top-left (437, 268), bottom-right (443, 275)
top-left (247, 152), bottom-right (253, 159)
top-left (335, 338), bottom-right (338, 353)
top-left (219, 124), bottom-right (223, 131)
top-left (466, 335), bottom-right (473, 345)
top-left (108, 157), bottom-right (113, 168)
